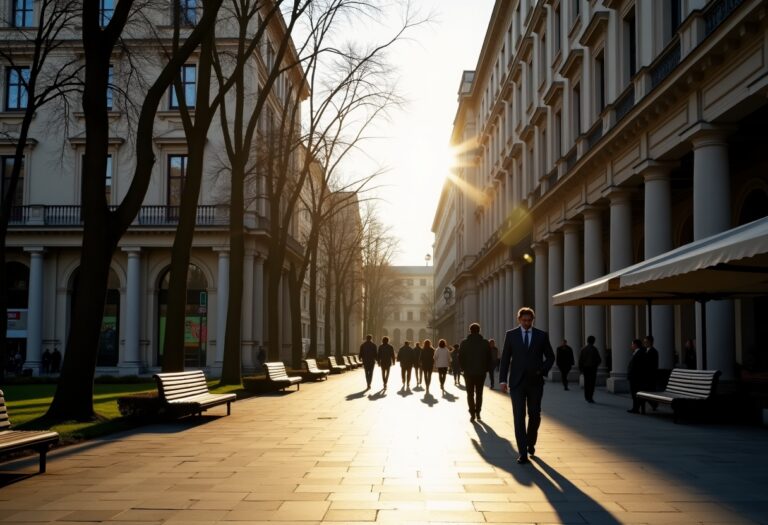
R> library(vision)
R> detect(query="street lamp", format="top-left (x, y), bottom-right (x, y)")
top-left (424, 253), bottom-right (431, 266)
top-left (443, 286), bottom-right (453, 304)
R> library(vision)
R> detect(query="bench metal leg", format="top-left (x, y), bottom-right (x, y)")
top-left (227, 402), bottom-right (231, 416)
top-left (39, 448), bottom-right (47, 473)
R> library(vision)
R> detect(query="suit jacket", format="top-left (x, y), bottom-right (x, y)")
top-left (359, 341), bottom-right (377, 366)
top-left (377, 343), bottom-right (395, 367)
top-left (627, 347), bottom-right (646, 384)
top-left (556, 345), bottom-right (575, 369)
top-left (499, 326), bottom-right (555, 389)
top-left (397, 345), bottom-right (415, 367)
top-left (458, 333), bottom-right (492, 375)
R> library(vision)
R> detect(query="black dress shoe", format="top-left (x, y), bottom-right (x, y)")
top-left (527, 445), bottom-right (535, 456)
top-left (469, 415), bottom-right (475, 422)
top-left (516, 455), bottom-right (529, 464)
top-left (475, 412), bottom-right (481, 421)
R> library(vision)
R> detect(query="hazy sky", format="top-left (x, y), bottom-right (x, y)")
top-left (354, 0), bottom-right (495, 266)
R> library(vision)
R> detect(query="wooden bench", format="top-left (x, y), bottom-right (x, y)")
top-left (637, 369), bottom-right (721, 423)
top-left (343, 355), bottom-right (359, 369)
top-left (303, 358), bottom-right (330, 381)
top-left (351, 355), bottom-right (362, 367)
top-left (263, 362), bottom-right (302, 391)
top-left (153, 370), bottom-right (236, 416)
top-left (327, 356), bottom-right (347, 374)
top-left (0, 389), bottom-right (59, 473)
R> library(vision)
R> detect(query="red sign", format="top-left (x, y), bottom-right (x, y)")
top-left (7, 311), bottom-right (20, 320)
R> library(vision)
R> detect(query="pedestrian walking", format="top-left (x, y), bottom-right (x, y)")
top-left (420, 340), bottom-right (435, 393)
top-left (488, 338), bottom-right (499, 389)
top-left (459, 323), bottom-right (492, 422)
top-left (499, 307), bottom-right (555, 465)
top-left (377, 336), bottom-right (395, 390)
top-left (41, 348), bottom-right (51, 375)
top-left (435, 339), bottom-right (451, 392)
top-left (50, 347), bottom-right (62, 374)
top-left (627, 338), bottom-right (646, 414)
top-left (578, 335), bottom-right (601, 403)
top-left (643, 335), bottom-right (660, 410)
top-left (359, 334), bottom-right (378, 390)
top-left (451, 344), bottom-right (462, 386)
top-left (397, 340), bottom-right (415, 389)
top-left (556, 339), bottom-right (575, 390)
top-left (413, 342), bottom-right (423, 387)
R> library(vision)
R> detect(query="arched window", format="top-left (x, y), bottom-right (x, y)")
top-left (70, 268), bottom-right (120, 367)
top-left (393, 328), bottom-right (401, 346)
top-left (406, 328), bottom-right (414, 342)
top-left (158, 264), bottom-right (208, 368)
top-left (418, 328), bottom-right (427, 342)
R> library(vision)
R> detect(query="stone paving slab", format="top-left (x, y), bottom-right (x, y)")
top-left (1, 364), bottom-right (767, 524)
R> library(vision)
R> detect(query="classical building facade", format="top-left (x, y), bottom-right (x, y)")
top-left (381, 266), bottom-right (433, 347)
top-left (438, 0), bottom-right (768, 391)
top-left (2, 4), bottom-right (352, 375)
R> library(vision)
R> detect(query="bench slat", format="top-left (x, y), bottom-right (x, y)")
top-left (0, 390), bottom-right (60, 473)
top-left (153, 371), bottom-right (235, 416)
top-left (263, 362), bottom-right (302, 390)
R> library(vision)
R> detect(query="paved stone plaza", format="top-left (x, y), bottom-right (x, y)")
top-left (1, 366), bottom-right (767, 524)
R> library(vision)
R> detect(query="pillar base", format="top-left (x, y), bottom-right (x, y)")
top-left (118, 363), bottom-right (142, 376)
top-left (607, 375), bottom-right (629, 393)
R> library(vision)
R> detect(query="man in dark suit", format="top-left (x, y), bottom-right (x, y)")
top-left (643, 335), bottom-right (659, 410)
top-left (458, 323), bottom-right (492, 422)
top-left (555, 339), bottom-right (575, 390)
top-left (377, 336), bottom-right (395, 389)
top-left (397, 341), bottom-right (415, 389)
top-left (359, 334), bottom-right (377, 390)
top-left (499, 307), bottom-right (555, 465)
top-left (627, 338), bottom-right (646, 414)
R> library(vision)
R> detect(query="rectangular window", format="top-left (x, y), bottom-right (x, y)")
top-left (105, 154), bottom-right (113, 203)
top-left (553, 5), bottom-right (561, 55)
top-left (420, 311), bottom-right (426, 321)
top-left (572, 83), bottom-right (581, 140)
top-left (407, 311), bottom-right (413, 321)
top-left (1, 156), bottom-right (24, 209)
top-left (554, 110), bottom-right (562, 159)
top-left (106, 65), bottom-right (114, 110)
top-left (180, 0), bottom-right (197, 25)
top-left (100, 0), bottom-right (114, 27)
top-left (420, 279), bottom-right (426, 286)
top-left (573, 0), bottom-right (580, 17)
top-left (394, 311), bottom-right (400, 321)
top-left (624, 8), bottom-right (637, 82)
top-left (13, 0), bottom-right (34, 27)
top-left (167, 154), bottom-right (188, 207)
top-left (5, 67), bottom-right (29, 110)
top-left (407, 279), bottom-right (414, 286)
top-left (170, 64), bottom-right (196, 109)
top-left (595, 52), bottom-right (605, 114)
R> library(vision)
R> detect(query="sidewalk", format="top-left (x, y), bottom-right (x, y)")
top-left (1, 365), bottom-right (766, 524)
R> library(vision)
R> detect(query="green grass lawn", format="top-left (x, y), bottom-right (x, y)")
top-left (2, 381), bottom-right (246, 443)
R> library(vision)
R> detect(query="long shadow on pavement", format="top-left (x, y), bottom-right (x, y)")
top-left (471, 421), bottom-right (621, 524)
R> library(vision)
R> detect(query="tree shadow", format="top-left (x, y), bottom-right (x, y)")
top-left (470, 421), bottom-right (621, 524)
top-left (420, 392), bottom-right (438, 407)
top-left (345, 389), bottom-right (367, 401)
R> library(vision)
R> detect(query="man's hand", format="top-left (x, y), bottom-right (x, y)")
top-left (500, 383), bottom-right (508, 393)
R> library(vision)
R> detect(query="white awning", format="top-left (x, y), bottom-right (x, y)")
top-left (553, 216), bottom-right (768, 306)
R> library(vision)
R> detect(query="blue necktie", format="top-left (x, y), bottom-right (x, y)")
top-left (524, 331), bottom-right (530, 348)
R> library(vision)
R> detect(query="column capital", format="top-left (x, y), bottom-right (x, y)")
top-left (23, 246), bottom-right (45, 254)
top-left (633, 159), bottom-right (678, 181)
top-left (531, 241), bottom-right (548, 255)
top-left (213, 246), bottom-right (230, 254)
top-left (562, 219), bottom-right (582, 233)
top-left (122, 247), bottom-right (142, 255)
top-left (602, 186), bottom-right (635, 204)
top-left (680, 122), bottom-right (735, 148)
top-left (544, 230), bottom-right (562, 243)
top-left (580, 205), bottom-right (605, 220)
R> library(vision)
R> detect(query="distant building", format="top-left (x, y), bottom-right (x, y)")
top-left (381, 266), bottom-right (433, 346)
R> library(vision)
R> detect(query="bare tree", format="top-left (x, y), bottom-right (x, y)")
top-left (0, 0), bottom-right (81, 382)
top-left (46, 0), bottom-right (224, 421)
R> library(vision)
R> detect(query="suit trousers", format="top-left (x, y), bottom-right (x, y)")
top-left (509, 379), bottom-right (544, 455)
top-left (364, 364), bottom-right (375, 387)
top-left (559, 366), bottom-right (571, 389)
top-left (400, 365), bottom-right (412, 384)
top-left (381, 365), bottom-right (391, 386)
top-left (582, 367), bottom-right (597, 401)
top-left (464, 373), bottom-right (486, 415)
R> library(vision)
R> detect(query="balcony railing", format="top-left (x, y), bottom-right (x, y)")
top-left (586, 121), bottom-right (603, 150)
top-left (650, 41), bottom-right (681, 89)
top-left (614, 84), bottom-right (635, 123)
top-left (10, 205), bottom-right (220, 227)
top-left (705, 0), bottom-right (745, 36)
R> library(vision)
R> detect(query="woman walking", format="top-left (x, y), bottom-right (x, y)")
top-left (413, 342), bottom-right (423, 387)
top-left (451, 343), bottom-right (462, 386)
top-left (420, 340), bottom-right (435, 393)
top-left (435, 339), bottom-right (451, 392)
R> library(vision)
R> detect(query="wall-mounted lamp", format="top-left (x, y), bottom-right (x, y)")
top-left (523, 253), bottom-right (534, 263)
top-left (443, 286), bottom-right (453, 304)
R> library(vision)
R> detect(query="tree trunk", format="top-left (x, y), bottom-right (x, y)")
top-left (307, 238), bottom-right (318, 358)
top-left (334, 279), bottom-right (343, 358)
top-left (221, 159), bottom-right (245, 384)
top-left (288, 264), bottom-right (302, 369)
top-left (323, 264), bottom-right (332, 358)
top-left (265, 255), bottom-right (282, 361)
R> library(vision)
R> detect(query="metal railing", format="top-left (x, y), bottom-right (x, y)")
top-left (705, 0), bottom-right (745, 36)
top-left (650, 41), bottom-right (681, 89)
top-left (614, 84), bottom-right (635, 123)
top-left (9, 205), bottom-right (219, 227)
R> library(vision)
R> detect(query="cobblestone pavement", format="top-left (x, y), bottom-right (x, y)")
top-left (1, 365), bottom-right (767, 524)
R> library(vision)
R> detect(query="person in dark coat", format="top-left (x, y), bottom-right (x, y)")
top-left (459, 323), bottom-right (492, 422)
top-left (627, 338), bottom-right (646, 413)
top-left (412, 342), bottom-right (423, 387)
top-left (397, 341), bottom-right (415, 389)
top-left (578, 335), bottom-right (601, 403)
top-left (488, 339), bottom-right (499, 389)
top-left (50, 347), bottom-right (62, 374)
top-left (499, 307), bottom-right (555, 464)
top-left (643, 335), bottom-right (660, 410)
top-left (451, 344), bottom-right (462, 386)
top-left (41, 348), bottom-right (52, 374)
top-left (420, 340), bottom-right (435, 393)
top-left (359, 334), bottom-right (378, 390)
top-left (377, 336), bottom-right (395, 389)
top-left (556, 339), bottom-right (575, 390)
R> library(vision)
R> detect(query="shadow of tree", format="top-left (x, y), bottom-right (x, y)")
top-left (471, 421), bottom-right (621, 524)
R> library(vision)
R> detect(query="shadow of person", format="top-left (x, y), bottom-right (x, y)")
top-left (455, 384), bottom-right (467, 391)
top-left (412, 385), bottom-right (424, 392)
top-left (397, 387), bottom-right (413, 398)
top-left (441, 390), bottom-right (458, 402)
top-left (367, 389), bottom-right (387, 401)
top-left (420, 392), bottom-right (438, 407)
top-left (345, 389), bottom-right (367, 401)
top-left (471, 422), bottom-right (621, 524)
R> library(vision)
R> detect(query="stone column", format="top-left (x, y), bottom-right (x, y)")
top-left (214, 248), bottom-right (230, 368)
top-left (242, 251), bottom-right (255, 371)
top-left (121, 248), bottom-right (142, 374)
top-left (490, 274), bottom-right (498, 339)
top-left (494, 271), bottom-right (503, 340)
top-left (547, 233), bottom-right (564, 348)
top-left (563, 221), bottom-right (583, 359)
top-left (253, 255), bottom-right (265, 348)
top-left (583, 207), bottom-right (607, 382)
top-left (513, 260), bottom-right (525, 320)
top-left (692, 128), bottom-right (734, 379)
top-left (505, 264), bottom-right (514, 332)
top-left (533, 242), bottom-right (548, 330)
top-left (641, 161), bottom-right (675, 369)
top-left (24, 248), bottom-right (44, 374)
top-left (607, 189), bottom-right (634, 392)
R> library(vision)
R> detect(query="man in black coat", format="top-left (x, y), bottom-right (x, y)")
top-left (643, 335), bottom-right (660, 410)
top-left (499, 307), bottom-right (555, 465)
top-left (458, 323), bottom-right (492, 423)
top-left (359, 335), bottom-right (377, 390)
top-left (578, 335), bottom-right (601, 403)
top-left (555, 339), bottom-right (575, 390)
top-left (377, 336), bottom-right (395, 389)
top-left (627, 338), bottom-right (646, 414)
top-left (397, 341), bottom-right (415, 389)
